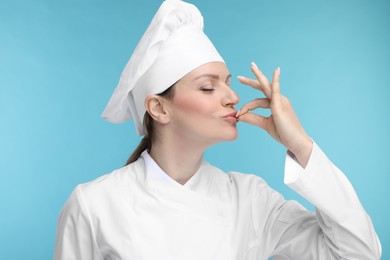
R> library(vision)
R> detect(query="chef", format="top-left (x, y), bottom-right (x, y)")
top-left (54, 0), bottom-right (381, 259)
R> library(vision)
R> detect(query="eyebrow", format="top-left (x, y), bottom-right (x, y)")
top-left (193, 73), bottom-right (232, 81)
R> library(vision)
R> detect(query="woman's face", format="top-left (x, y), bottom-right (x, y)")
top-left (166, 62), bottom-right (240, 145)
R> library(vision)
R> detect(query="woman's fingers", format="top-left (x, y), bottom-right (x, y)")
top-left (237, 76), bottom-right (262, 90)
top-left (236, 98), bottom-right (270, 117)
top-left (238, 112), bottom-right (268, 130)
top-left (250, 62), bottom-right (272, 98)
top-left (237, 76), bottom-right (270, 98)
top-left (271, 67), bottom-right (281, 97)
top-left (237, 62), bottom-right (273, 98)
top-left (237, 63), bottom-right (312, 166)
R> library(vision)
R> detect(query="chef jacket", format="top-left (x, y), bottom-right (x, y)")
top-left (54, 142), bottom-right (381, 259)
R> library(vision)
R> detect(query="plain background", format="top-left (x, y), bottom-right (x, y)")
top-left (1, 0), bottom-right (389, 258)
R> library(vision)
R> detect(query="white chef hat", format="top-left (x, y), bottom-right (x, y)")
top-left (101, 0), bottom-right (224, 135)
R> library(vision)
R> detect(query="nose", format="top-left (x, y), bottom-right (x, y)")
top-left (223, 86), bottom-right (240, 107)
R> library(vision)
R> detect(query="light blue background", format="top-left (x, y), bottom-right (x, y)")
top-left (1, 0), bottom-right (389, 258)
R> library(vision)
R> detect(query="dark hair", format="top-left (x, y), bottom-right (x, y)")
top-left (125, 85), bottom-right (175, 165)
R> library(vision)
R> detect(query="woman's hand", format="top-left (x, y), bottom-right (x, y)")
top-left (236, 62), bottom-right (313, 167)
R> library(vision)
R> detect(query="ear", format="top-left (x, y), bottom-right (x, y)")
top-left (145, 95), bottom-right (170, 124)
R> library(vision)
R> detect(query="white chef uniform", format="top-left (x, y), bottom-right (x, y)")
top-left (54, 142), bottom-right (381, 259)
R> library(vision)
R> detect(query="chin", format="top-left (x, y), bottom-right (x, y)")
top-left (219, 128), bottom-right (238, 142)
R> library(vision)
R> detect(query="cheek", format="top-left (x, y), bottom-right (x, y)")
top-left (172, 95), bottom-right (216, 116)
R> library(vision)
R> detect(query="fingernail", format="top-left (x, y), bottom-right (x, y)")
top-left (277, 66), bottom-right (280, 75)
top-left (240, 110), bottom-right (248, 116)
top-left (235, 109), bottom-right (241, 117)
top-left (237, 76), bottom-right (245, 80)
top-left (251, 62), bottom-right (258, 69)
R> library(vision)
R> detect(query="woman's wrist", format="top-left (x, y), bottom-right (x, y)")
top-left (289, 137), bottom-right (313, 168)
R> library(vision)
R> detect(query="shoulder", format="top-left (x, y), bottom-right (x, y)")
top-left (66, 157), bottom-right (146, 211)
top-left (82, 158), bottom-right (144, 193)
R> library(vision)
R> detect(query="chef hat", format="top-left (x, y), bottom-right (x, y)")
top-left (101, 0), bottom-right (224, 135)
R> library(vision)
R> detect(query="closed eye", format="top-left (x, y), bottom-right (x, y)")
top-left (200, 88), bottom-right (214, 93)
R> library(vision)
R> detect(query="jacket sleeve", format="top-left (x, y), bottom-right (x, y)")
top-left (54, 185), bottom-right (103, 260)
top-left (271, 141), bottom-right (381, 259)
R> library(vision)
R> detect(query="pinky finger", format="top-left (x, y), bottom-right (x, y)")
top-left (272, 67), bottom-right (281, 96)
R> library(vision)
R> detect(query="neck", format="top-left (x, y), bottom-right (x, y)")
top-left (149, 134), bottom-right (208, 185)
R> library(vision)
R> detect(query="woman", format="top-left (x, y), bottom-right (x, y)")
top-left (54, 0), bottom-right (381, 259)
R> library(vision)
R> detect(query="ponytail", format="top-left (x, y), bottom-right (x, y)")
top-left (125, 83), bottom-right (175, 165)
top-left (125, 113), bottom-right (154, 165)
top-left (126, 135), bottom-right (152, 165)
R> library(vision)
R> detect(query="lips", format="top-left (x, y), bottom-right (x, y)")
top-left (224, 111), bottom-right (238, 118)
top-left (223, 111), bottom-right (238, 123)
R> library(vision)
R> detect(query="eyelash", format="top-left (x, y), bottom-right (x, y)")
top-left (200, 79), bottom-right (231, 92)
top-left (201, 88), bottom-right (214, 93)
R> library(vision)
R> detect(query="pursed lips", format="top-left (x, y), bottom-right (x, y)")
top-left (223, 111), bottom-right (238, 123)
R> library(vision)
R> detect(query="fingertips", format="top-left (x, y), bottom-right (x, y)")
top-left (237, 76), bottom-right (246, 82)
top-left (250, 62), bottom-right (261, 75)
top-left (251, 62), bottom-right (259, 70)
top-left (237, 113), bottom-right (267, 130)
top-left (250, 62), bottom-right (267, 77)
top-left (237, 76), bottom-right (265, 93)
top-left (236, 107), bottom-right (249, 117)
top-left (237, 75), bottom-right (251, 84)
top-left (272, 67), bottom-right (281, 94)
top-left (272, 67), bottom-right (280, 80)
top-left (250, 62), bottom-right (270, 85)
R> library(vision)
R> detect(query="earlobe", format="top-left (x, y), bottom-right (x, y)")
top-left (145, 96), bottom-right (170, 124)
